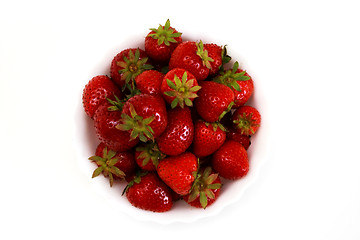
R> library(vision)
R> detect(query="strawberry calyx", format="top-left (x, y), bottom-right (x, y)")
top-left (163, 71), bottom-right (202, 108)
top-left (106, 94), bottom-right (125, 112)
top-left (196, 40), bottom-right (214, 69)
top-left (218, 101), bottom-right (235, 121)
top-left (136, 142), bottom-right (165, 168)
top-left (116, 103), bottom-right (155, 142)
top-left (233, 112), bottom-right (260, 135)
top-left (213, 61), bottom-right (250, 91)
top-left (122, 170), bottom-right (148, 195)
top-left (202, 120), bottom-right (227, 132)
top-left (219, 45), bottom-right (232, 72)
top-left (188, 166), bottom-right (222, 209)
top-left (117, 48), bottom-right (153, 91)
top-left (148, 19), bottom-right (182, 46)
top-left (88, 147), bottom-right (126, 187)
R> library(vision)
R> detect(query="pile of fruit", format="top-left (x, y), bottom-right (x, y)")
top-left (82, 20), bottom-right (261, 212)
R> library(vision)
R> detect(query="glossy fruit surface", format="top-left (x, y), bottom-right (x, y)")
top-left (212, 140), bottom-right (249, 180)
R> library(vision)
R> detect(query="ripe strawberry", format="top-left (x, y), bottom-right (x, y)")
top-left (110, 48), bottom-right (153, 90)
top-left (135, 142), bottom-right (165, 171)
top-left (124, 171), bottom-right (173, 212)
top-left (192, 120), bottom-right (226, 157)
top-left (204, 44), bottom-right (231, 76)
top-left (212, 140), bottom-right (249, 180)
top-left (161, 68), bottom-right (201, 108)
top-left (82, 75), bottom-right (122, 119)
top-left (231, 105), bottom-right (261, 135)
top-left (89, 142), bottom-right (136, 186)
top-left (145, 19), bottom-right (182, 63)
top-left (117, 94), bottom-right (168, 142)
top-left (157, 152), bottom-right (198, 195)
top-left (169, 40), bottom-right (213, 81)
top-left (194, 81), bottom-right (234, 123)
top-left (134, 70), bottom-right (164, 95)
top-left (183, 167), bottom-right (222, 209)
top-left (93, 101), bottom-right (139, 152)
top-left (157, 106), bottom-right (194, 156)
top-left (226, 127), bottom-right (251, 150)
top-left (213, 61), bottom-right (253, 108)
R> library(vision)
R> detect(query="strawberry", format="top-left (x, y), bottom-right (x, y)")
top-left (93, 101), bottom-right (139, 152)
top-left (226, 127), bottom-right (251, 150)
top-left (192, 120), bottom-right (226, 157)
top-left (117, 94), bottom-right (168, 142)
top-left (145, 19), bottom-right (182, 63)
top-left (212, 140), bottom-right (249, 180)
top-left (124, 171), bottom-right (173, 212)
top-left (213, 61), bottom-right (253, 108)
top-left (183, 167), bottom-right (222, 209)
top-left (89, 142), bottom-right (136, 186)
top-left (82, 75), bottom-right (122, 119)
top-left (157, 106), bottom-right (194, 156)
top-left (134, 70), bottom-right (164, 95)
top-left (110, 48), bottom-right (153, 91)
top-left (161, 68), bottom-right (201, 108)
top-left (157, 152), bottom-right (198, 195)
top-left (204, 44), bottom-right (231, 76)
top-left (135, 142), bottom-right (165, 171)
top-left (194, 81), bottom-right (234, 123)
top-left (231, 105), bottom-right (261, 135)
top-left (169, 40), bottom-right (213, 81)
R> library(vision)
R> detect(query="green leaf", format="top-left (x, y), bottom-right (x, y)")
top-left (163, 91), bottom-right (176, 97)
top-left (112, 167), bottom-right (125, 177)
top-left (166, 79), bottom-right (177, 90)
top-left (108, 173), bottom-right (114, 187)
top-left (139, 133), bottom-right (147, 142)
top-left (231, 81), bottom-right (241, 92)
top-left (171, 98), bottom-right (179, 109)
top-left (109, 157), bottom-right (119, 166)
top-left (88, 156), bottom-right (103, 162)
top-left (190, 85), bottom-right (202, 92)
top-left (92, 166), bottom-right (104, 178)
top-left (205, 189), bottom-right (215, 199)
top-left (208, 183), bottom-right (222, 189)
top-left (181, 71), bottom-right (188, 84)
top-left (174, 74), bottom-right (182, 87)
top-left (199, 192), bottom-right (208, 209)
top-left (184, 98), bottom-right (193, 107)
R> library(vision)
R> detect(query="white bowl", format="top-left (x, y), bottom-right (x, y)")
top-left (72, 34), bottom-right (270, 224)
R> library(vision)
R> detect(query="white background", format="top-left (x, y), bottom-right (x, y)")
top-left (1, 0), bottom-right (359, 239)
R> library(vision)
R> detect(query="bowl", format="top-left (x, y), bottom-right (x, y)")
top-left (72, 32), bottom-right (269, 224)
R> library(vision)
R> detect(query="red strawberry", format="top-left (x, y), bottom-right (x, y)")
top-left (194, 81), bottom-right (234, 123)
top-left (93, 101), bottom-right (139, 152)
top-left (212, 140), bottom-right (249, 180)
top-left (124, 171), bottom-right (173, 212)
top-left (213, 61), bottom-right (254, 108)
top-left (192, 120), bottom-right (226, 157)
top-left (169, 40), bottom-right (213, 81)
top-left (231, 105), bottom-right (261, 135)
top-left (134, 70), bottom-right (164, 95)
top-left (183, 167), bottom-right (222, 209)
top-left (161, 68), bottom-right (201, 108)
top-left (226, 127), bottom-right (251, 150)
top-left (145, 19), bottom-right (182, 63)
top-left (89, 142), bottom-right (136, 186)
top-left (157, 106), bottom-right (194, 156)
top-left (110, 48), bottom-right (153, 90)
top-left (135, 142), bottom-right (165, 171)
top-left (157, 152), bottom-right (198, 195)
top-left (204, 43), bottom-right (231, 76)
top-left (117, 94), bottom-right (168, 142)
top-left (82, 75), bottom-right (122, 119)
